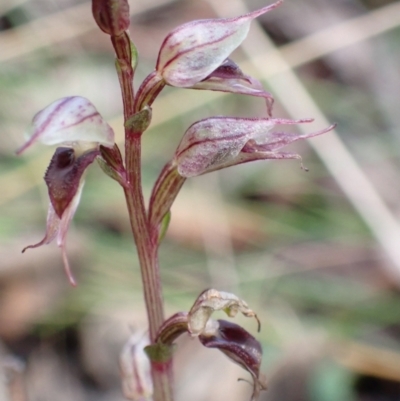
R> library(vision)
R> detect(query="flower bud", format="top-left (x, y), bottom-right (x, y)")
top-left (92, 0), bottom-right (130, 36)
top-left (120, 332), bottom-right (153, 401)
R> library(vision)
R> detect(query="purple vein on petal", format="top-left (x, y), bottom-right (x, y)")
top-left (16, 97), bottom-right (71, 155)
top-left (176, 132), bottom-right (247, 157)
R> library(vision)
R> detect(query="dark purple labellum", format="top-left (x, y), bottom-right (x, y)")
top-left (199, 319), bottom-right (267, 400)
top-left (199, 319), bottom-right (262, 378)
top-left (44, 147), bottom-right (99, 218)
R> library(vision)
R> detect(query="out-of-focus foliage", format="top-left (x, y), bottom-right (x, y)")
top-left (1, 0), bottom-right (400, 400)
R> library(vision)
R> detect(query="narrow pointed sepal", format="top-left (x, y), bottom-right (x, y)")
top-left (92, 0), bottom-right (130, 36)
top-left (22, 180), bottom-right (85, 286)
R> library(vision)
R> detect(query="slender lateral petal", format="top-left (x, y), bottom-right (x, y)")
top-left (57, 182), bottom-right (84, 286)
top-left (174, 116), bottom-right (336, 177)
top-left (16, 97), bottom-right (115, 155)
top-left (22, 180), bottom-right (85, 286)
top-left (156, 1), bottom-right (283, 87)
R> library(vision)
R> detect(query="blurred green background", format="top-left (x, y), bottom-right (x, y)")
top-left (1, 0), bottom-right (400, 400)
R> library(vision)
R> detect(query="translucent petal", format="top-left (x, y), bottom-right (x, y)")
top-left (17, 97), bottom-right (114, 154)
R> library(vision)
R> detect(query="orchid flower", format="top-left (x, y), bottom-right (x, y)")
top-left (174, 116), bottom-right (336, 177)
top-left (151, 289), bottom-right (265, 401)
top-left (134, 1), bottom-right (282, 114)
top-left (17, 96), bottom-right (115, 286)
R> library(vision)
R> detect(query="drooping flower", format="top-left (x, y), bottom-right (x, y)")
top-left (199, 319), bottom-right (267, 401)
top-left (151, 289), bottom-right (264, 401)
top-left (135, 1), bottom-right (282, 113)
top-left (174, 116), bottom-right (336, 177)
top-left (18, 96), bottom-right (115, 285)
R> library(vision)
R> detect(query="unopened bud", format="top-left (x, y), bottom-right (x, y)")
top-left (92, 0), bottom-right (130, 36)
top-left (120, 332), bottom-right (153, 401)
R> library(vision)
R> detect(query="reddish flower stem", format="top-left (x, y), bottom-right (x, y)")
top-left (112, 32), bottom-right (174, 401)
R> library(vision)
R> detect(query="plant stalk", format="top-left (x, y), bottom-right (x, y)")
top-left (112, 32), bottom-right (174, 401)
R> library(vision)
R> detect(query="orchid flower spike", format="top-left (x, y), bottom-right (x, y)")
top-left (174, 116), bottom-right (336, 177)
top-left (136, 1), bottom-right (281, 114)
top-left (18, 96), bottom-right (115, 286)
